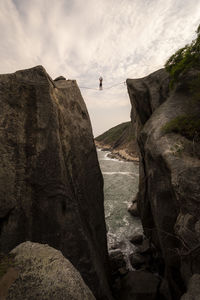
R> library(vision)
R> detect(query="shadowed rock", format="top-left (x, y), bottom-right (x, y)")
top-left (128, 201), bottom-right (139, 217)
top-left (127, 68), bottom-right (200, 299)
top-left (0, 65), bottom-right (112, 300)
top-left (119, 270), bottom-right (160, 300)
top-left (1, 241), bottom-right (95, 300)
top-left (181, 274), bottom-right (200, 300)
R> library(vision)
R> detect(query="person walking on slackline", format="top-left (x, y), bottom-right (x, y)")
top-left (99, 76), bottom-right (103, 90)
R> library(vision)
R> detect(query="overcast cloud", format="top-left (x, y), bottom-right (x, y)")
top-left (0, 0), bottom-right (200, 136)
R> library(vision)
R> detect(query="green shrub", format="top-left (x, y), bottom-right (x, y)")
top-left (162, 115), bottom-right (200, 141)
top-left (189, 75), bottom-right (200, 102)
top-left (165, 25), bottom-right (200, 88)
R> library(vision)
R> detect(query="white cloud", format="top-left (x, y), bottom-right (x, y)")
top-left (0, 0), bottom-right (200, 135)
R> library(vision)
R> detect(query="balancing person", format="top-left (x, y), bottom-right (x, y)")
top-left (99, 76), bottom-right (103, 90)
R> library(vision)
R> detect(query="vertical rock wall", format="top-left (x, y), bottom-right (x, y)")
top-left (127, 69), bottom-right (200, 299)
top-left (0, 66), bottom-right (112, 300)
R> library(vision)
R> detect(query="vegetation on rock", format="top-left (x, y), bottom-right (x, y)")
top-left (164, 25), bottom-right (200, 142)
top-left (162, 115), bottom-right (200, 142)
top-left (189, 74), bottom-right (200, 102)
top-left (165, 24), bottom-right (200, 88)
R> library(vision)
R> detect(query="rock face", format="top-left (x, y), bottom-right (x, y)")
top-left (181, 274), bottom-right (200, 300)
top-left (0, 242), bottom-right (95, 300)
top-left (0, 66), bottom-right (112, 300)
top-left (127, 69), bottom-right (200, 299)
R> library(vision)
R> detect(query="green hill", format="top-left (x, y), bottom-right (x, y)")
top-left (95, 122), bottom-right (132, 147)
top-left (95, 122), bottom-right (138, 161)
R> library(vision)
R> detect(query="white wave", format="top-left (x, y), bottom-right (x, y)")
top-left (123, 216), bottom-right (130, 227)
top-left (102, 172), bottom-right (134, 176)
top-left (105, 152), bottom-right (125, 162)
top-left (99, 158), bottom-right (111, 161)
top-left (98, 151), bottom-right (112, 161)
top-left (107, 232), bottom-right (119, 248)
top-left (105, 209), bottom-right (112, 219)
top-left (105, 202), bottom-right (114, 219)
top-left (102, 154), bottom-right (116, 161)
top-left (99, 152), bottom-right (124, 162)
top-left (123, 201), bottom-right (132, 208)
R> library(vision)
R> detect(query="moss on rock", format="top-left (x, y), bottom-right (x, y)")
top-left (162, 115), bottom-right (200, 142)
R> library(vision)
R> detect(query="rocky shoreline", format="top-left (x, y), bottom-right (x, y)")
top-left (95, 141), bottom-right (139, 163)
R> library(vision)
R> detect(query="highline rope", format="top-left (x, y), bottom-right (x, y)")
top-left (79, 81), bottom-right (126, 91)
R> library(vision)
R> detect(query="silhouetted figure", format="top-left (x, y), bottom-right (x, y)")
top-left (99, 76), bottom-right (103, 90)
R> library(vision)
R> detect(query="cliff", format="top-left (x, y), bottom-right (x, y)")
top-left (95, 122), bottom-right (138, 162)
top-left (127, 68), bottom-right (200, 299)
top-left (0, 66), bottom-right (112, 300)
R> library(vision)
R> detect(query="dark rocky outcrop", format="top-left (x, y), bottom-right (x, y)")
top-left (181, 274), bottom-right (200, 300)
top-left (0, 66), bottom-right (112, 300)
top-left (128, 193), bottom-right (139, 217)
top-left (109, 249), bottom-right (127, 279)
top-left (119, 270), bottom-right (160, 300)
top-left (0, 241), bottom-right (95, 300)
top-left (127, 68), bottom-right (200, 299)
top-left (129, 234), bottom-right (143, 245)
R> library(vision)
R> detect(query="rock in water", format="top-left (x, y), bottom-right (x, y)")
top-left (127, 68), bottom-right (200, 298)
top-left (128, 201), bottom-right (138, 217)
top-left (0, 66), bottom-right (112, 300)
top-left (129, 234), bottom-right (143, 245)
top-left (0, 242), bottom-right (95, 300)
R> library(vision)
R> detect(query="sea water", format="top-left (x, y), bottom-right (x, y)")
top-left (97, 149), bottom-right (142, 253)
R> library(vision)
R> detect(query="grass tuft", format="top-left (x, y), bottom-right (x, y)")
top-left (162, 115), bottom-right (200, 142)
top-left (165, 25), bottom-right (200, 89)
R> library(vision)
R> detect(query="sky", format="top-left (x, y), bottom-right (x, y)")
top-left (0, 0), bottom-right (200, 136)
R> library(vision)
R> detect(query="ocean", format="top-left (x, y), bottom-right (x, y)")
top-left (97, 149), bottom-right (142, 253)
